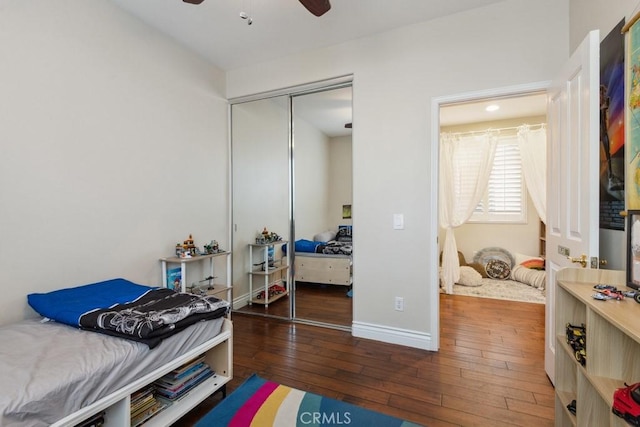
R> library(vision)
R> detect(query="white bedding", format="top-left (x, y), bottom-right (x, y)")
top-left (0, 317), bottom-right (224, 427)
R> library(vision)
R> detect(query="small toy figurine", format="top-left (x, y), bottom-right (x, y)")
top-left (203, 240), bottom-right (221, 254)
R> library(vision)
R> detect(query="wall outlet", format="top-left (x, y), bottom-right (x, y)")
top-left (395, 296), bottom-right (404, 311)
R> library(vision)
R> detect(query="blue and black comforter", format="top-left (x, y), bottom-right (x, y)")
top-left (28, 278), bottom-right (229, 348)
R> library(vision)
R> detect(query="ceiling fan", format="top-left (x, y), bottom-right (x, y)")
top-left (182, 0), bottom-right (331, 17)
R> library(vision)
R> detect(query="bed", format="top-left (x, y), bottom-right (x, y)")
top-left (286, 226), bottom-right (353, 286)
top-left (0, 278), bottom-right (233, 427)
top-left (442, 248), bottom-right (546, 302)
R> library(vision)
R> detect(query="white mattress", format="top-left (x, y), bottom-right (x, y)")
top-left (0, 317), bottom-right (224, 427)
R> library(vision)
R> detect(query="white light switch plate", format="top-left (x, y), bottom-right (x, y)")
top-left (393, 214), bottom-right (404, 230)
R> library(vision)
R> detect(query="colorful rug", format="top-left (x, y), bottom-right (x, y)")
top-left (195, 374), bottom-right (423, 426)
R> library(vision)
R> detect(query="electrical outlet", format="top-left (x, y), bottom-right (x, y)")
top-left (395, 296), bottom-right (404, 311)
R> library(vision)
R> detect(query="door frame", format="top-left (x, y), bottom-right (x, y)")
top-left (430, 81), bottom-right (550, 350)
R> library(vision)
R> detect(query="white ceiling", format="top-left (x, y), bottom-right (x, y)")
top-left (440, 93), bottom-right (548, 128)
top-left (107, 0), bottom-right (545, 135)
top-left (108, 0), bottom-right (503, 71)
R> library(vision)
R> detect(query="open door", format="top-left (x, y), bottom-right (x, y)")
top-left (545, 30), bottom-right (600, 384)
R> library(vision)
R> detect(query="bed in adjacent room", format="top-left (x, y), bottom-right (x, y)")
top-left (0, 278), bottom-right (233, 427)
top-left (442, 247), bottom-right (546, 303)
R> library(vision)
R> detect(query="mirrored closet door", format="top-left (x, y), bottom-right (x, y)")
top-left (231, 95), bottom-right (292, 319)
top-left (291, 86), bottom-right (353, 328)
top-left (231, 81), bottom-right (353, 329)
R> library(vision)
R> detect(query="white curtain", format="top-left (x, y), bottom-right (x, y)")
top-left (517, 125), bottom-right (547, 223)
top-left (439, 132), bottom-right (498, 294)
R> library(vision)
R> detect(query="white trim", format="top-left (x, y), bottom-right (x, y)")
top-left (352, 321), bottom-right (436, 351)
top-left (229, 75), bottom-right (353, 105)
top-left (429, 81), bottom-right (551, 354)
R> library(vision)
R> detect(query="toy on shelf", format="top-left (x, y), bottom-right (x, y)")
top-left (566, 323), bottom-right (586, 366)
top-left (255, 227), bottom-right (282, 245)
top-left (204, 240), bottom-right (222, 254)
top-left (174, 235), bottom-right (225, 258)
top-left (612, 382), bottom-right (640, 425)
top-left (174, 234), bottom-right (198, 258)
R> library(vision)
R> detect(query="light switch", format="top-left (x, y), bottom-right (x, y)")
top-left (393, 214), bottom-right (404, 230)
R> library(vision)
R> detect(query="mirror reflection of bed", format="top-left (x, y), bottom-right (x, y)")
top-left (289, 228), bottom-right (353, 326)
top-left (230, 83), bottom-right (353, 329)
top-left (292, 86), bottom-right (353, 328)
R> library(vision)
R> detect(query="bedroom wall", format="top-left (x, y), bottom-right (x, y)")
top-left (294, 118), bottom-right (332, 241)
top-left (0, 1), bottom-right (228, 325)
top-left (569, 0), bottom-right (638, 272)
top-left (328, 136), bottom-right (353, 229)
top-left (226, 0), bottom-right (569, 349)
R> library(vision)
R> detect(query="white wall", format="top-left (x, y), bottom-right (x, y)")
top-left (328, 136), bottom-right (353, 229)
top-left (0, 0), bottom-right (229, 325)
top-left (570, 0), bottom-right (638, 271)
top-left (227, 0), bottom-right (569, 349)
top-left (294, 118), bottom-right (332, 240)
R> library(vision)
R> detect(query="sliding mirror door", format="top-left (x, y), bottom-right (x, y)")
top-left (231, 96), bottom-right (292, 319)
top-left (292, 85), bottom-right (353, 327)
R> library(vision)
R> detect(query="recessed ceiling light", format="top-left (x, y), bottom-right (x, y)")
top-left (486, 104), bottom-right (500, 112)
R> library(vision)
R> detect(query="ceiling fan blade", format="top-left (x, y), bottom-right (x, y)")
top-left (183, 0), bottom-right (205, 4)
top-left (299, 0), bottom-right (331, 17)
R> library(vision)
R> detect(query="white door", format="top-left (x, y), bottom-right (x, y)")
top-left (545, 30), bottom-right (600, 384)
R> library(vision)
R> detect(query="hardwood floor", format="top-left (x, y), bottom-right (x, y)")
top-left (173, 294), bottom-right (554, 426)
top-left (234, 281), bottom-right (353, 326)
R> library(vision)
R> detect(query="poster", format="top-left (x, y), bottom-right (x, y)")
top-left (628, 17), bottom-right (640, 208)
top-left (600, 19), bottom-right (626, 230)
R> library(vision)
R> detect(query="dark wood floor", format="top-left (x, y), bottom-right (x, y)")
top-left (173, 294), bottom-right (554, 427)
top-left (234, 281), bottom-right (353, 326)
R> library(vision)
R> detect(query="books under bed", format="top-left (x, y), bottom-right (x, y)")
top-left (0, 278), bottom-right (233, 427)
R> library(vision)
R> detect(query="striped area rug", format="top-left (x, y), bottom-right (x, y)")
top-left (195, 374), bottom-right (423, 426)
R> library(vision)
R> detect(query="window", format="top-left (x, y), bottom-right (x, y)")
top-left (469, 136), bottom-right (526, 223)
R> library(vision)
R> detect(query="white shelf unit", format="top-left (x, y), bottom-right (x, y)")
top-left (52, 319), bottom-right (232, 427)
top-left (554, 268), bottom-right (640, 427)
top-left (160, 252), bottom-right (232, 303)
top-left (248, 241), bottom-right (289, 306)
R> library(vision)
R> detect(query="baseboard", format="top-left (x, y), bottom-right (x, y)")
top-left (351, 321), bottom-right (436, 351)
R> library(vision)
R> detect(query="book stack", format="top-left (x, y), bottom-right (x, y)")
top-left (75, 411), bottom-right (105, 427)
top-left (153, 355), bottom-right (215, 401)
top-left (130, 386), bottom-right (168, 427)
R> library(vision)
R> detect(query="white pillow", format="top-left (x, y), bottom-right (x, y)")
top-left (456, 266), bottom-right (483, 287)
top-left (313, 230), bottom-right (337, 242)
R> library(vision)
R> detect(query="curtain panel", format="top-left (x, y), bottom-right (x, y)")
top-left (439, 132), bottom-right (498, 294)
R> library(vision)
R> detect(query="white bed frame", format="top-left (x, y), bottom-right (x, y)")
top-left (52, 318), bottom-right (233, 427)
top-left (294, 253), bottom-right (352, 286)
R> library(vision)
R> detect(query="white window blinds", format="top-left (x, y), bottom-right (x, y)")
top-left (470, 136), bottom-right (526, 223)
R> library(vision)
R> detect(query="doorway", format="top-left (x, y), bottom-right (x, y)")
top-left (430, 82), bottom-right (549, 348)
top-left (230, 78), bottom-right (353, 330)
